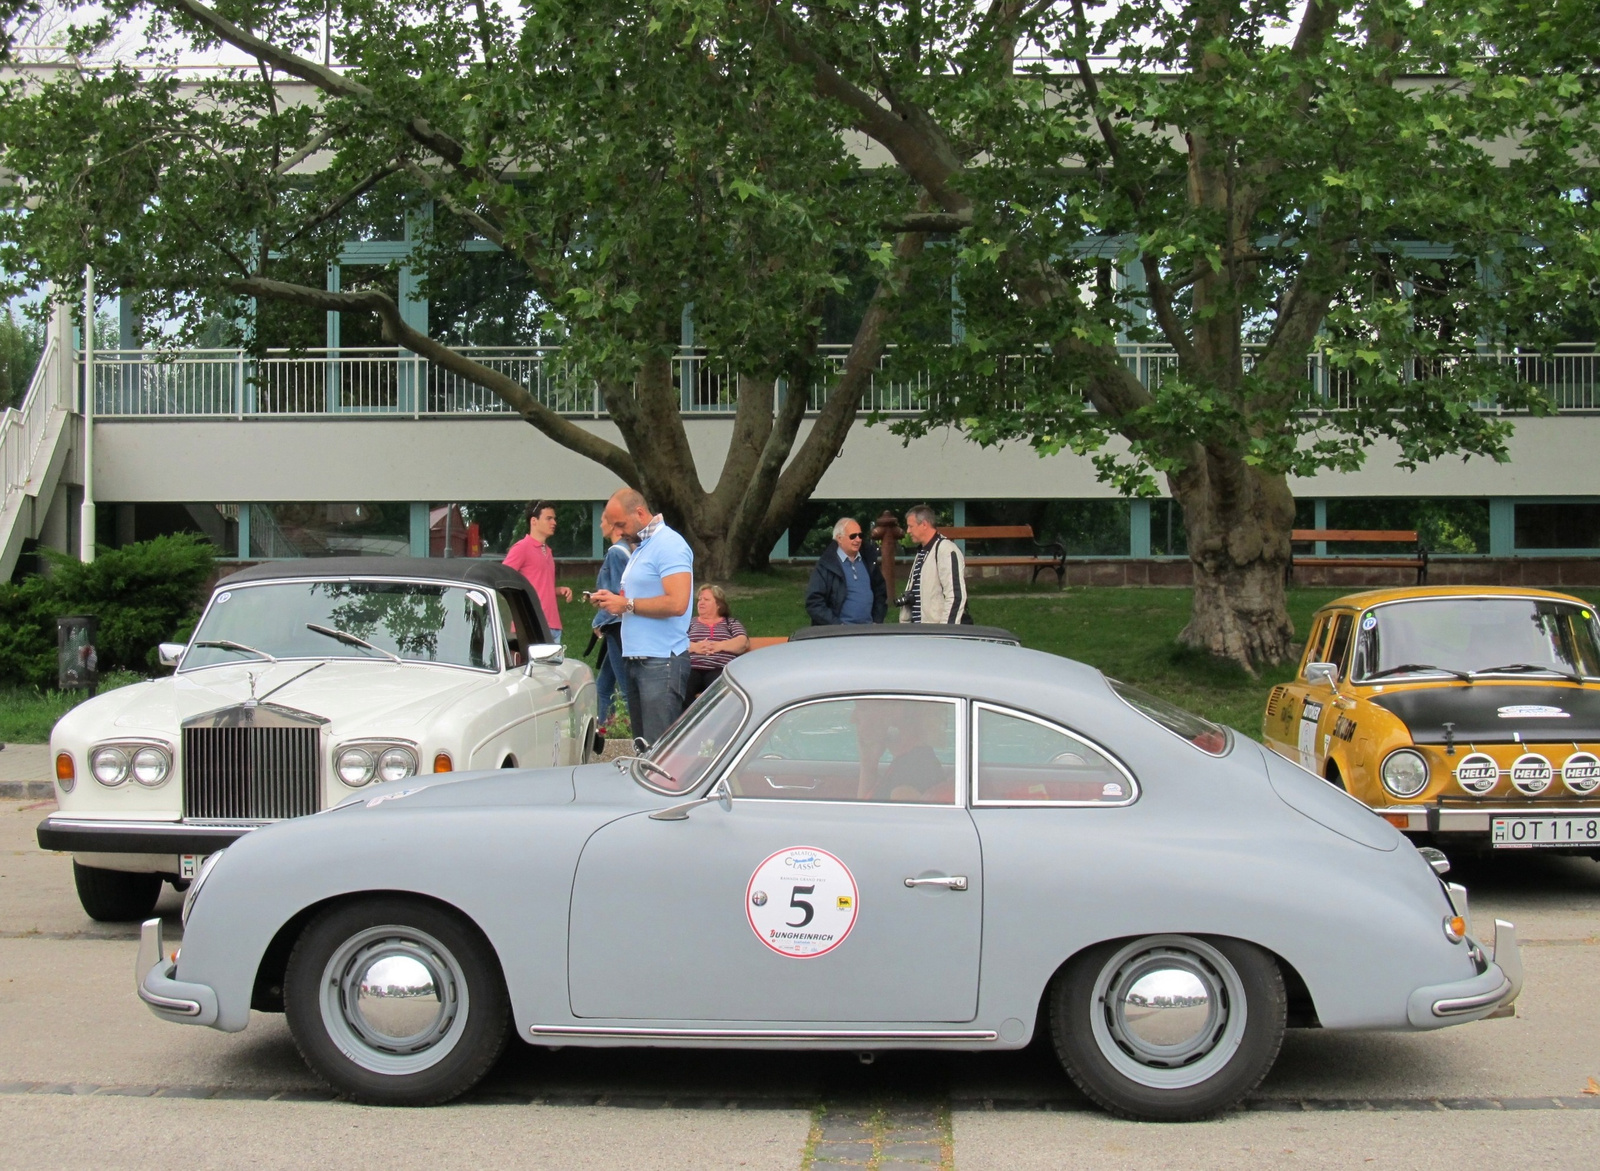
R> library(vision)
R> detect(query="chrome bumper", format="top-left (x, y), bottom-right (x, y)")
top-left (1382, 805), bottom-right (1600, 835)
top-left (136, 918), bottom-right (219, 1027)
top-left (1406, 919), bottom-right (1524, 1028)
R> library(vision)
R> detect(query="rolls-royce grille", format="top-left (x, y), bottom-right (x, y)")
top-left (183, 725), bottom-right (321, 821)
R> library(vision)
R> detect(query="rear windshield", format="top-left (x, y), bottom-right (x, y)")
top-left (1108, 680), bottom-right (1232, 756)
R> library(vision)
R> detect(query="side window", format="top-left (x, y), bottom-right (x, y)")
top-left (729, 696), bottom-right (959, 804)
top-left (1324, 613), bottom-right (1355, 680)
top-left (493, 592), bottom-right (520, 668)
top-left (1300, 617), bottom-right (1329, 679)
top-left (973, 704), bottom-right (1136, 806)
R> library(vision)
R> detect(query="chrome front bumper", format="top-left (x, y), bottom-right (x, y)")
top-left (136, 918), bottom-right (219, 1027)
top-left (1406, 919), bottom-right (1524, 1028)
top-left (40, 815), bottom-right (255, 855)
top-left (1382, 805), bottom-right (1600, 836)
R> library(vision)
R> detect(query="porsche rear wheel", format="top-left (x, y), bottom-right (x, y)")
top-left (1049, 935), bottom-right (1285, 1122)
top-left (284, 897), bottom-right (510, 1105)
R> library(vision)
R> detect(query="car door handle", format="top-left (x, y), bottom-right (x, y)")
top-left (557, 683), bottom-right (571, 693)
top-left (904, 876), bottom-right (968, 891)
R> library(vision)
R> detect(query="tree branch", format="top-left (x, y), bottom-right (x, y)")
top-left (881, 209), bottom-right (972, 232)
top-left (282, 163), bottom-right (400, 245)
top-left (228, 275), bottom-right (637, 482)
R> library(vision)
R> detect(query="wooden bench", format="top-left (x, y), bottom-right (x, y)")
top-left (943, 525), bottom-right (1067, 587)
top-left (1289, 529), bottom-right (1428, 584)
top-left (746, 636), bottom-right (788, 651)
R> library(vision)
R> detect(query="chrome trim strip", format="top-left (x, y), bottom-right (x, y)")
top-left (1432, 978), bottom-right (1512, 1017)
top-left (138, 981), bottom-right (202, 1017)
top-left (528, 1025), bottom-right (999, 1042)
top-left (41, 817), bottom-right (253, 836)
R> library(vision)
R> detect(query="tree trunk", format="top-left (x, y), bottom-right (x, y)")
top-left (1168, 451), bottom-right (1297, 672)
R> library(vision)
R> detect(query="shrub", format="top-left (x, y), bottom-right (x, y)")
top-left (0, 535), bottom-right (216, 688)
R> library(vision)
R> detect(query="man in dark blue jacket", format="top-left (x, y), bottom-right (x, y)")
top-left (805, 517), bottom-right (888, 625)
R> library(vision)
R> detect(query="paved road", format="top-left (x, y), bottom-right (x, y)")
top-left (3, 796), bottom-right (1598, 1168)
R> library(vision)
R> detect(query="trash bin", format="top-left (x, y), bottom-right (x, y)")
top-left (58, 615), bottom-right (100, 695)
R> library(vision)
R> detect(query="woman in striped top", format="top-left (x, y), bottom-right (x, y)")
top-left (687, 584), bottom-right (749, 702)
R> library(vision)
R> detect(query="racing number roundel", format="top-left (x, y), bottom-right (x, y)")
top-left (746, 847), bottom-right (859, 958)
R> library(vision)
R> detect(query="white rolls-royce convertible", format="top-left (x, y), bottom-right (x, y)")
top-left (38, 558), bottom-right (596, 922)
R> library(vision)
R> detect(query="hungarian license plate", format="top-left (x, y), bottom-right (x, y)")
top-left (1491, 816), bottom-right (1600, 848)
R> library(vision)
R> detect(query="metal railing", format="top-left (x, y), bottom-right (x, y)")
top-left (83, 342), bottom-right (1600, 420)
top-left (2, 338), bottom-right (66, 501)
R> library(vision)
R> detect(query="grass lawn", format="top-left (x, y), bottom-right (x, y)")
top-left (0, 671), bottom-right (144, 744)
top-left (557, 573), bottom-right (1600, 740)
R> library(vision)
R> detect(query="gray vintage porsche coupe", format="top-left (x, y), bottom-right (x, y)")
top-left (138, 628), bottom-right (1521, 1120)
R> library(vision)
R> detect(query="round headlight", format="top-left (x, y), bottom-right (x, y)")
top-left (1510, 752), bottom-right (1554, 796)
top-left (377, 746), bottom-right (417, 784)
top-left (1380, 748), bottom-right (1430, 798)
top-left (1561, 751), bottom-right (1600, 795)
top-left (337, 746), bottom-right (376, 787)
top-left (131, 746), bottom-right (171, 787)
top-left (1454, 751), bottom-right (1500, 795)
top-left (90, 746), bottom-right (129, 787)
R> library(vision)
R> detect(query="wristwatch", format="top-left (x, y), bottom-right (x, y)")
top-left (624, 598), bottom-right (635, 614)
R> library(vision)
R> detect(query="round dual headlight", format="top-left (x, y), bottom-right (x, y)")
top-left (90, 746), bottom-right (129, 787)
top-left (337, 746), bottom-right (376, 786)
top-left (1380, 748), bottom-right (1430, 798)
top-left (377, 746), bottom-right (417, 784)
top-left (336, 744), bottom-right (417, 787)
top-left (131, 746), bottom-right (171, 787)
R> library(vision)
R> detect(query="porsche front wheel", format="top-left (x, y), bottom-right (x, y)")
top-left (283, 897), bottom-right (510, 1105)
top-left (1049, 934), bottom-right (1286, 1121)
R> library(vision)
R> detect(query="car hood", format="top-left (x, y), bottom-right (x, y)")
top-left (325, 767), bottom-right (580, 813)
top-left (1369, 683), bottom-right (1600, 745)
top-left (96, 660), bottom-right (490, 734)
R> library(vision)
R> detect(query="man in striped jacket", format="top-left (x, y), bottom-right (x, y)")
top-left (898, 504), bottom-right (969, 625)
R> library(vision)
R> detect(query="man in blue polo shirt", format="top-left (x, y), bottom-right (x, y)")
top-left (589, 488), bottom-right (694, 746)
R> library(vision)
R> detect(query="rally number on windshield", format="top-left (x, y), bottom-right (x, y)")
top-left (746, 847), bottom-right (858, 958)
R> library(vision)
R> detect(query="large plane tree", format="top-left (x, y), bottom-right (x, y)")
top-left (722, 0), bottom-right (1600, 668)
top-left (0, 0), bottom-right (922, 578)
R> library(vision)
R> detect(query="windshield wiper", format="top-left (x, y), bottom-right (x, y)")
top-left (1473, 662), bottom-right (1583, 685)
top-left (305, 623), bottom-right (403, 663)
top-left (192, 639), bottom-right (277, 663)
top-left (614, 755), bottom-right (681, 790)
top-left (1365, 663), bottom-right (1473, 682)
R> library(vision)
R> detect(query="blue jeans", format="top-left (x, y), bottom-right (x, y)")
top-left (625, 652), bottom-right (689, 747)
top-left (595, 624), bottom-right (629, 726)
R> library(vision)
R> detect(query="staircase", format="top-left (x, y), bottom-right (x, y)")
top-left (0, 325), bottom-right (76, 580)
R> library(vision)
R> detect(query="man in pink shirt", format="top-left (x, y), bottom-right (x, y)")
top-left (503, 500), bottom-right (572, 642)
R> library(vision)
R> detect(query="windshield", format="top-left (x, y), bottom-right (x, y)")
top-left (184, 580), bottom-right (497, 670)
top-left (635, 677), bottom-right (749, 795)
top-left (1350, 597), bottom-right (1600, 682)
top-left (1108, 679), bottom-right (1231, 756)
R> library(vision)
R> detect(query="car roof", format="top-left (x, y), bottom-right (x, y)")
top-left (788, 624), bottom-right (1020, 645)
top-left (726, 634), bottom-right (1109, 714)
top-left (218, 557), bottom-right (532, 593)
top-left (1316, 584), bottom-right (1593, 613)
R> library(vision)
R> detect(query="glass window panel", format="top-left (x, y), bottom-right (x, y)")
top-left (1325, 614), bottom-right (1355, 677)
top-left (640, 678), bottom-right (750, 795)
top-left (1515, 503), bottom-right (1600, 550)
top-left (975, 706), bottom-right (1134, 805)
top-left (730, 697), bottom-right (958, 804)
top-left (186, 580), bottom-right (495, 669)
top-left (249, 503), bottom-right (410, 558)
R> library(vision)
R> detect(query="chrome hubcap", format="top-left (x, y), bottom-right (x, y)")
top-left (1089, 936), bottom-right (1248, 1091)
top-left (1108, 956), bottom-right (1223, 1066)
top-left (319, 926), bottom-right (468, 1075)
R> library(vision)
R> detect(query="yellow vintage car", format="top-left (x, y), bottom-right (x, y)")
top-left (1264, 586), bottom-right (1600, 857)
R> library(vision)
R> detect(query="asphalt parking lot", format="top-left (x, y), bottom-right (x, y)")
top-left (3, 789), bottom-right (1599, 1169)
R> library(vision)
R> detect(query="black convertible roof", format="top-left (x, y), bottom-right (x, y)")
top-left (788, 623), bottom-right (1020, 645)
top-left (218, 557), bottom-right (532, 594)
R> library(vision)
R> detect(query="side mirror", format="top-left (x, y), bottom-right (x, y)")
top-left (1305, 662), bottom-right (1340, 688)
top-left (649, 777), bottom-right (733, 821)
top-left (525, 643), bottom-right (564, 666)
top-left (158, 642), bottom-right (186, 668)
